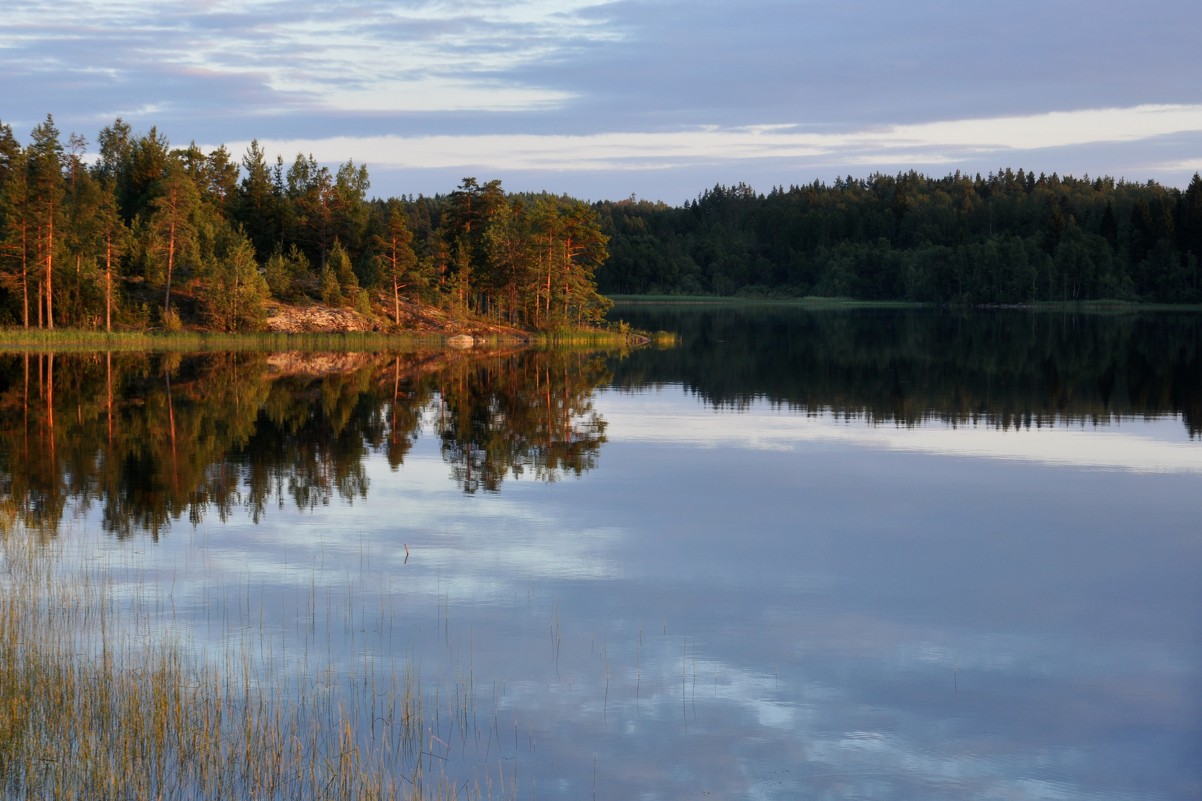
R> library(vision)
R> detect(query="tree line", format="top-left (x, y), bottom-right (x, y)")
top-left (0, 115), bottom-right (612, 332)
top-left (6, 113), bottom-right (1202, 322)
top-left (595, 170), bottom-right (1202, 303)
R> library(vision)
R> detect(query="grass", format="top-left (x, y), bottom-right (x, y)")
top-left (0, 518), bottom-right (504, 800)
top-left (0, 326), bottom-right (667, 354)
top-left (526, 327), bottom-right (679, 348)
top-left (0, 329), bottom-right (458, 354)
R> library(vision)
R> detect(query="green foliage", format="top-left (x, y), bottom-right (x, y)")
top-left (373, 198), bottom-right (422, 325)
top-left (320, 262), bottom-right (342, 306)
top-left (160, 305), bottom-right (182, 332)
top-left (594, 171), bottom-right (1202, 304)
top-left (263, 244), bottom-right (308, 301)
top-left (199, 226), bottom-right (269, 332)
top-left (327, 240), bottom-right (360, 307)
top-left (145, 160), bottom-right (201, 316)
top-left (8, 111), bottom-right (1202, 333)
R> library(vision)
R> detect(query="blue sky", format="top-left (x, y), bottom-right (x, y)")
top-left (4, 0), bottom-right (1202, 202)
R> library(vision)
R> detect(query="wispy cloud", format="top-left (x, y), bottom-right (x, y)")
top-left (229, 104), bottom-right (1202, 174)
top-left (5, 0), bottom-right (1202, 198)
top-left (3, 0), bottom-right (617, 117)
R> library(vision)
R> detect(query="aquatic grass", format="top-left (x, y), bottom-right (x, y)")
top-left (0, 325), bottom-right (667, 354)
top-left (526, 324), bottom-right (679, 349)
top-left (0, 521), bottom-right (512, 800)
top-left (0, 329), bottom-right (454, 354)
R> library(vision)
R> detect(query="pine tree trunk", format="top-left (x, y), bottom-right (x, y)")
top-left (393, 276), bottom-right (400, 327)
top-left (45, 212), bottom-right (54, 330)
top-left (20, 220), bottom-right (29, 329)
top-left (105, 233), bottom-right (113, 332)
top-left (164, 217), bottom-right (176, 314)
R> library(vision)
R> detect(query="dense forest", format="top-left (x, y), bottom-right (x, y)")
top-left (595, 171), bottom-right (1202, 303)
top-left (4, 115), bottom-right (1202, 331)
top-left (0, 115), bottom-right (612, 333)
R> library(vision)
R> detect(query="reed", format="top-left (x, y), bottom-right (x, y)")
top-left (0, 329), bottom-right (454, 354)
top-left (0, 326), bottom-right (670, 354)
top-left (0, 520), bottom-right (500, 800)
top-left (526, 323), bottom-right (678, 349)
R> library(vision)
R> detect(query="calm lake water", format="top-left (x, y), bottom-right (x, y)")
top-left (3, 306), bottom-right (1201, 800)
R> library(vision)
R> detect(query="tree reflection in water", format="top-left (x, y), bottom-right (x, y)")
top-left (0, 348), bottom-right (611, 538)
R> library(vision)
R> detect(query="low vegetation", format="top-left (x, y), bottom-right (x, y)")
top-left (0, 519), bottom-right (485, 800)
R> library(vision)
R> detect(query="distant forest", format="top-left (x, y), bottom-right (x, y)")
top-left (594, 171), bottom-right (1202, 303)
top-left (0, 115), bottom-right (611, 332)
top-left (3, 115), bottom-right (1202, 336)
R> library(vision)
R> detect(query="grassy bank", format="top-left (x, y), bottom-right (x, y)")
top-left (0, 327), bottom-right (668, 354)
top-left (529, 327), bottom-right (679, 348)
top-left (0, 329), bottom-right (468, 353)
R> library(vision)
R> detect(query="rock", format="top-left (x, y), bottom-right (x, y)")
top-left (264, 303), bottom-right (374, 333)
top-left (446, 334), bottom-right (474, 349)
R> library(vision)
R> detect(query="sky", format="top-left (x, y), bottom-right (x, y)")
top-left (4, 0), bottom-right (1202, 203)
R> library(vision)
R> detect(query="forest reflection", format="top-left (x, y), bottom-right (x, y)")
top-left (0, 348), bottom-right (610, 538)
top-left (5, 309), bottom-right (1200, 540)
top-left (610, 306), bottom-right (1202, 435)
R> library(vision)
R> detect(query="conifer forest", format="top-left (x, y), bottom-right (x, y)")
top-left (3, 114), bottom-right (1202, 335)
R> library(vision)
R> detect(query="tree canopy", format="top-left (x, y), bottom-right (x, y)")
top-left (0, 116), bottom-right (611, 332)
top-left (594, 171), bottom-right (1202, 303)
top-left (3, 114), bottom-right (1201, 332)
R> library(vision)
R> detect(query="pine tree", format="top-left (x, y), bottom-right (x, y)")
top-left (374, 198), bottom-right (420, 326)
top-left (0, 130), bottom-right (32, 326)
top-left (147, 160), bottom-right (200, 319)
top-left (201, 225), bottom-right (268, 331)
top-left (26, 115), bottom-right (66, 329)
top-left (235, 140), bottom-right (281, 262)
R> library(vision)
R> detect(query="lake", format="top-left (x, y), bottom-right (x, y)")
top-left (2, 306), bottom-right (1200, 800)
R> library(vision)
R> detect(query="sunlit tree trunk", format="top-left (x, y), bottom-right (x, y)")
top-left (105, 232), bottom-right (113, 331)
top-left (45, 210), bottom-right (54, 329)
top-left (27, 115), bottom-right (64, 331)
top-left (20, 218), bottom-right (29, 329)
top-left (164, 206), bottom-right (177, 313)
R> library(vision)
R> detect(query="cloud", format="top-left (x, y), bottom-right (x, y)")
top-left (5, 0), bottom-right (1202, 198)
top-left (226, 104), bottom-right (1202, 176)
top-left (1146, 159), bottom-right (1202, 175)
top-left (2, 0), bottom-right (618, 120)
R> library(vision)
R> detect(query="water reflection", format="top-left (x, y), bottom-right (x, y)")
top-left (612, 305), bottom-right (1202, 435)
top-left (602, 392), bottom-right (1202, 472)
top-left (5, 309), bottom-right (1200, 540)
top-left (1, 308), bottom-right (1200, 801)
top-left (0, 349), bottom-right (609, 537)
